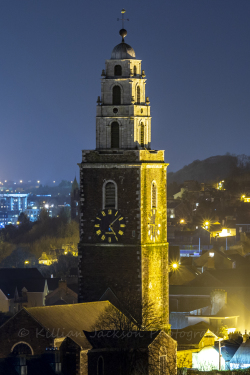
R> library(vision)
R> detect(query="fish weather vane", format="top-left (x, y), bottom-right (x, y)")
top-left (117, 9), bottom-right (129, 29)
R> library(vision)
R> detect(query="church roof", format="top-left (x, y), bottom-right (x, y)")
top-left (111, 42), bottom-right (136, 60)
top-left (26, 301), bottom-right (117, 348)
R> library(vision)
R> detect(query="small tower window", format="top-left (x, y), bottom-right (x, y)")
top-left (140, 123), bottom-right (144, 147)
top-left (137, 86), bottom-right (140, 103)
top-left (111, 122), bottom-right (119, 148)
top-left (134, 66), bottom-right (137, 76)
top-left (105, 182), bottom-right (116, 209)
top-left (113, 85), bottom-right (121, 105)
top-left (97, 356), bottom-right (104, 375)
top-left (114, 65), bottom-right (122, 76)
top-left (152, 181), bottom-right (157, 209)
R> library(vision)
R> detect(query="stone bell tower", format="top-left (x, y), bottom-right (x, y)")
top-left (78, 24), bottom-right (169, 329)
top-left (96, 27), bottom-right (151, 150)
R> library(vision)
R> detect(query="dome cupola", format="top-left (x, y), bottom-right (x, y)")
top-left (111, 28), bottom-right (136, 59)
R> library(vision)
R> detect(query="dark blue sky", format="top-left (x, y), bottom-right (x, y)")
top-left (0, 1), bottom-right (249, 184)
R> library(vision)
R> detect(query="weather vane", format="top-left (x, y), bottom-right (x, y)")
top-left (117, 9), bottom-right (129, 29)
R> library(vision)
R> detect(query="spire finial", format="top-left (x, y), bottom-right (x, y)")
top-left (117, 9), bottom-right (129, 42)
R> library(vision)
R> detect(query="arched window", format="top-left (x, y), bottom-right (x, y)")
top-left (11, 342), bottom-right (33, 356)
top-left (97, 356), bottom-right (104, 375)
top-left (113, 86), bottom-right (121, 105)
top-left (134, 66), bottom-right (137, 76)
top-left (152, 181), bottom-right (157, 209)
top-left (137, 86), bottom-right (140, 103)
top-left (111, 122), bottom-right (119, 148)
top-left (114, 65), bottom-right (122, 76)
top-left (105, 182), bottom-right (116, 208)
top-left (140, 123), bottom-right (144, 147)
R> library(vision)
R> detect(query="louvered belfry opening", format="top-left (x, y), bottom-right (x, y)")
top-left (113, 85), bottom-right (121, 105)
top-left (152, 182), bottom-right (157, 208)
top-left (140, 123), bottom-right (144, 147)
top-left (114, 65), bottom-right (122, 76)
top-left (105, 182), bottom-right (116, 208)
top-left (134, 65), bottom-right (137, 75)
top-left (137, 86), bottom-right (140, 103)
top-left (111, 122), bottom-right (119, 148)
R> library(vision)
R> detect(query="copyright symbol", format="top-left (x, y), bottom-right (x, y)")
top-left (18, 328), bottom-right (29, 337)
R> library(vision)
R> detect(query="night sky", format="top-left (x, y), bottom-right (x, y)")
top-left (0, 1), bottom-right (249, 184)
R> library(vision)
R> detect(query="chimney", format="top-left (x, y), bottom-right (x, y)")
top-left (207, 253), bottom-right (215, 269)
top-left (58, 280), bottom-right (67, 290)
top-left (243, 330), bottom-right (249, 343)
top-left (210, 290), bottom-right (227, 315)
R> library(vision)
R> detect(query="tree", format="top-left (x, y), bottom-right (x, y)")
top-left (91, 295), bottom-right (176, 375)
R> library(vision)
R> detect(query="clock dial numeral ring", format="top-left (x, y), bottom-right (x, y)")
top-left (94, 209), bottom-right (126, 243)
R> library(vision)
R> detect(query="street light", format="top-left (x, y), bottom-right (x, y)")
top-left (218, 338), bottom-right (224, 370)
top-left (170, 262), bottom-right (179, 271)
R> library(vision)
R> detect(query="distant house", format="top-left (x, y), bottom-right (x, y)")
top-left (45, 280), bottom-right (78, 306)
top-left (0, 268), bottom-right (48, 313)
top-left (167, 201), bottom-right (191, 222)
top-left (172, 321), bottom-right (221, 370)
top-left (194, 249), bottom-right (235, 271)
top-left (209, 222), bottom-right (236, 238)
top-left (170, 227), bottom-right (211, 246)
top-left (38, 252), bottom-right (58, 266)
top-left (173, 188), bottom-right (187, 200)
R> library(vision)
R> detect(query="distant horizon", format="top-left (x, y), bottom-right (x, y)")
top-left (2, 151), bottom-right (248, 186)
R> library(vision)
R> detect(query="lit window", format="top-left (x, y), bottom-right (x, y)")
top-left (209, 252), bottom-right (214, 257)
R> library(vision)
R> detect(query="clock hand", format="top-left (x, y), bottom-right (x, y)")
top-left (110, 215), bottom-right (121, 227)
top-left (108, 226), bottom-right (116, 235)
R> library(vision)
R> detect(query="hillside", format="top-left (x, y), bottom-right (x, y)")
top-left (168, 154), bottom-right (250, 184)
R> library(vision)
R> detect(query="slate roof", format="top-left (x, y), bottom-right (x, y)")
top-left (230, 338), bottom-right (250, 364)
top-left (84, 330), bottom-right (161, 349)
top-left (214, 337), bottom-right (242, 362)
top-left (185, 270), bottom-right (223, 288)
top-left (0, 278), bottom-right (47, 298)
top-left (169, 266), bottom-right (200, 286)
top-left (171, 321), bottom-right (216, 347)
top-left (26, 301), bottom-right (116, 348)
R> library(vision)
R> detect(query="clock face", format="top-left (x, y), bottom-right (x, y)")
top-left (94, 209), bottom-right (126, 243)
top-left (148, 209), bottom-right (161, 242)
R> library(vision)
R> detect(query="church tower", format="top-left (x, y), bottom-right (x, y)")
top-left (78, 23), bottom-right (169, 329)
